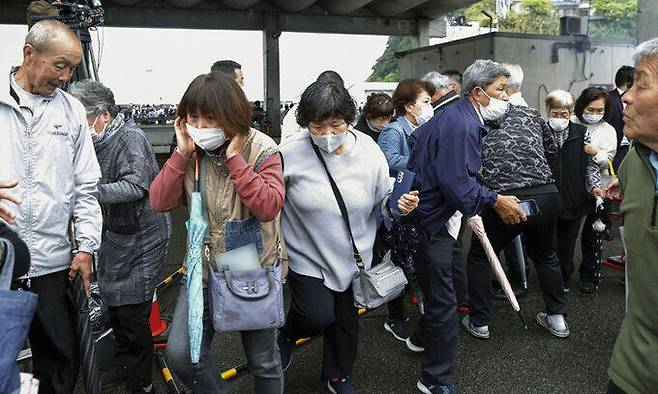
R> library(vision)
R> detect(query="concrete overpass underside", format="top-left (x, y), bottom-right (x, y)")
top-left (0, 0), bottom-right (478, 137)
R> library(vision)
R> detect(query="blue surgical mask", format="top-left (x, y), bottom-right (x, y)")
top-left (310, 132), bottom-right (347, 153)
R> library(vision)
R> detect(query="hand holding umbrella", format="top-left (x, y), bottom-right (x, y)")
top-left (467, 215), bottom-right (527, 329)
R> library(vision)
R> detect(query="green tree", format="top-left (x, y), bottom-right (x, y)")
top-left (366, 36), bottom-right (414, 82)
top-left (588, 0), bottom-right (638, 39)
top-left (461, 0), bottom-right (495, 27)
top-left (452, 0), bottom-right (559, 35)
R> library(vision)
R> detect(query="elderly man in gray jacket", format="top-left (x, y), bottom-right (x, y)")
top-left (0, 20), bottom-right (102, 393)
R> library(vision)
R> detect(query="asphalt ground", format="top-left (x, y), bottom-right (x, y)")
top-left (80, 153), bottom-right (627, 393)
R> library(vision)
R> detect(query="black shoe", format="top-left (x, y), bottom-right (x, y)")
top-left (384, 318), bottom-right (412, 342)
top-left (405, 332), bottom-right (425, 352)
top-left (579, 281), bottom-right (596, 293)
top-left (417, 378), bottom-right (460, 394)
top-left (277, 332), bottom-right (295, 372)
top-left (493, 287), bottom-right (527, 301)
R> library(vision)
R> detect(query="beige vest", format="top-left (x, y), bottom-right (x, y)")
top-left (184, 129), bottom-right (282, 280)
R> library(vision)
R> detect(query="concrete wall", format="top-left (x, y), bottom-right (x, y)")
top-left (399, 33), bottom-right (635, 112)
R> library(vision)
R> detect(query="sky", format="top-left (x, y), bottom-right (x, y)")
top-left (0, 25), bottom-right (389, 104)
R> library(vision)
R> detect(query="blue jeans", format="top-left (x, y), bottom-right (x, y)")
top-left (166, 284), bottom-right (283, 393)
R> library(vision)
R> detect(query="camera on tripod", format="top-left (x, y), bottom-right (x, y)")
top-left (31, 0), bottom-right (104, 31)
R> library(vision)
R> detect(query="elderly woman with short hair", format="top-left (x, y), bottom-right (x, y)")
top-left (277, 80), bottom-right (418, 393)
top-left (68, 81), bottom-right (172, 393)
top-left (572, 87), bottom-right (618, 292)
top-left (353, 92), bottom-right (394, 142)
top-left (544, 90), bottom-right (602, 291)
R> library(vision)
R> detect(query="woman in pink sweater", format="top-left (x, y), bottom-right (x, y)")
top-left (150, 73), bottom-right (285, 393)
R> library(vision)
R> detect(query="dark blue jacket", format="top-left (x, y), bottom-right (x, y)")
top-left (408, 97), bottom-right (498, 235)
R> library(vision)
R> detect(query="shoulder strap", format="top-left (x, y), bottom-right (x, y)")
top-left (310, 141), bottom-right (363, 268)
top-left (198, 154), bottom-right (211, 244)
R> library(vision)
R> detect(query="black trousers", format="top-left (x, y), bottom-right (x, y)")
top-left (281, 270), bottom-right (359, 379)
top-left (557, 216), bottom-right (585, 282)
top-left (108, 300), bottom-right (154, 390)
top-left (502, 237), bottom-right (529, 287)
top-left (28, 270), bottom-right (79, 394)
top-left (415, 226), bottom-right (467, 386)
top-left (468, 191), bottom-right (566, 327)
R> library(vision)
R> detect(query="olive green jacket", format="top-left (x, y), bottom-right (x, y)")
top-left (608, 143), bottom-right (658, 394)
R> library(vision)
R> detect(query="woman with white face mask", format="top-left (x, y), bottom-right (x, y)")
top-left (570, 87), bottom-right (617, 293)
top-left (378, 79), bottom-right (435, 176)
top-left (68, 80), bottom-right (172, 393)
top-left (545, 90), bottom-right (603, 293)
top-left (353, 92), bottom-right (394, 143)
top-left (150, 73), bottom-right (285, 393)
top-left (374, 79), bottom-right (434, 347)
top-left (277, 80), bottom-right (419, 393)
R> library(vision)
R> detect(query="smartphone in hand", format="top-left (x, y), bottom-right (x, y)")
top-left (518, 199), bottom-right (540, 217)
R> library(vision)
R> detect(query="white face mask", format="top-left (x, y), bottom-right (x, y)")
top-left (478, 89), bottom-right (509, 121)
top-left (310, 132), bottom-right (347, 153)
top-left (89, 115), bottom-right (107, 139)
top-left (414, 103), bottom-right (434, 126)
top-left (186, 123), bottom-right (227, 151)
top-left (582, 113), bottom-right (604, 124)
top-left (548, 118), bottom-right (570, 132)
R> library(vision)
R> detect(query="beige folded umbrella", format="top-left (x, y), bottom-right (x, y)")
top-left (467, 215), bottom-right (527, 329)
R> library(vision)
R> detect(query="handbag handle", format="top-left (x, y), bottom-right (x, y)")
top-left (310, 141), bottom-right (364, 269)
top-left (221, 265), bottom-right (275, 300)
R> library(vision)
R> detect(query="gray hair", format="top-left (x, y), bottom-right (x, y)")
top-left (502, 63), bottom-right (524, 89)
top-left (545, 89), bottom-right (574, 112)
top-left (68, 80), bottom-right (119, 118)
top-left (25, 19), bottom-right (75, 53)
top-left (633, 37), bottom-right (658, 68)
top-left (462, 59), bottom-right (511, 96)
top-left (421, 71), bottom-right (451, 91)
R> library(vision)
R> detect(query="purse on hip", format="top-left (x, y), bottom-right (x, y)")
top-left (198, 155), bottom-right (285, 332)
top-left (310, 140), bottom-right (407, 310)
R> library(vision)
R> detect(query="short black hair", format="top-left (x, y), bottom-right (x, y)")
top-left (210, 60), bottom-right (241, 76)
top-left (614, 65), bottom-right (635, 89)
top-left (316, 70), bottom-right (344, 88)
top-left (574, 86), bottom-right (611, 123)
top-left (296, 81), bottom-right (356, 127)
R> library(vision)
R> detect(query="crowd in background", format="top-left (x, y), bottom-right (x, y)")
top-left (1, 18), bottom-right (658, 394)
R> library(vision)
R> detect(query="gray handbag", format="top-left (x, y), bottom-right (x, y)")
top-left (311, 142), bottom-right (407, 310)
top-left (198, 154), bottom-right (285, 332)
top-left (208, 261), bottom-right (285, 332)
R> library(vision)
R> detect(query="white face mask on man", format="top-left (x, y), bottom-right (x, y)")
top-left (186, 123), bottom-right (227, 151)
top-left (478, 89), bottom-right (509, 121)
top-left (310, 132), bottom-right (347, 153)
top-left (548, 118), bottom-right (570, 132)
